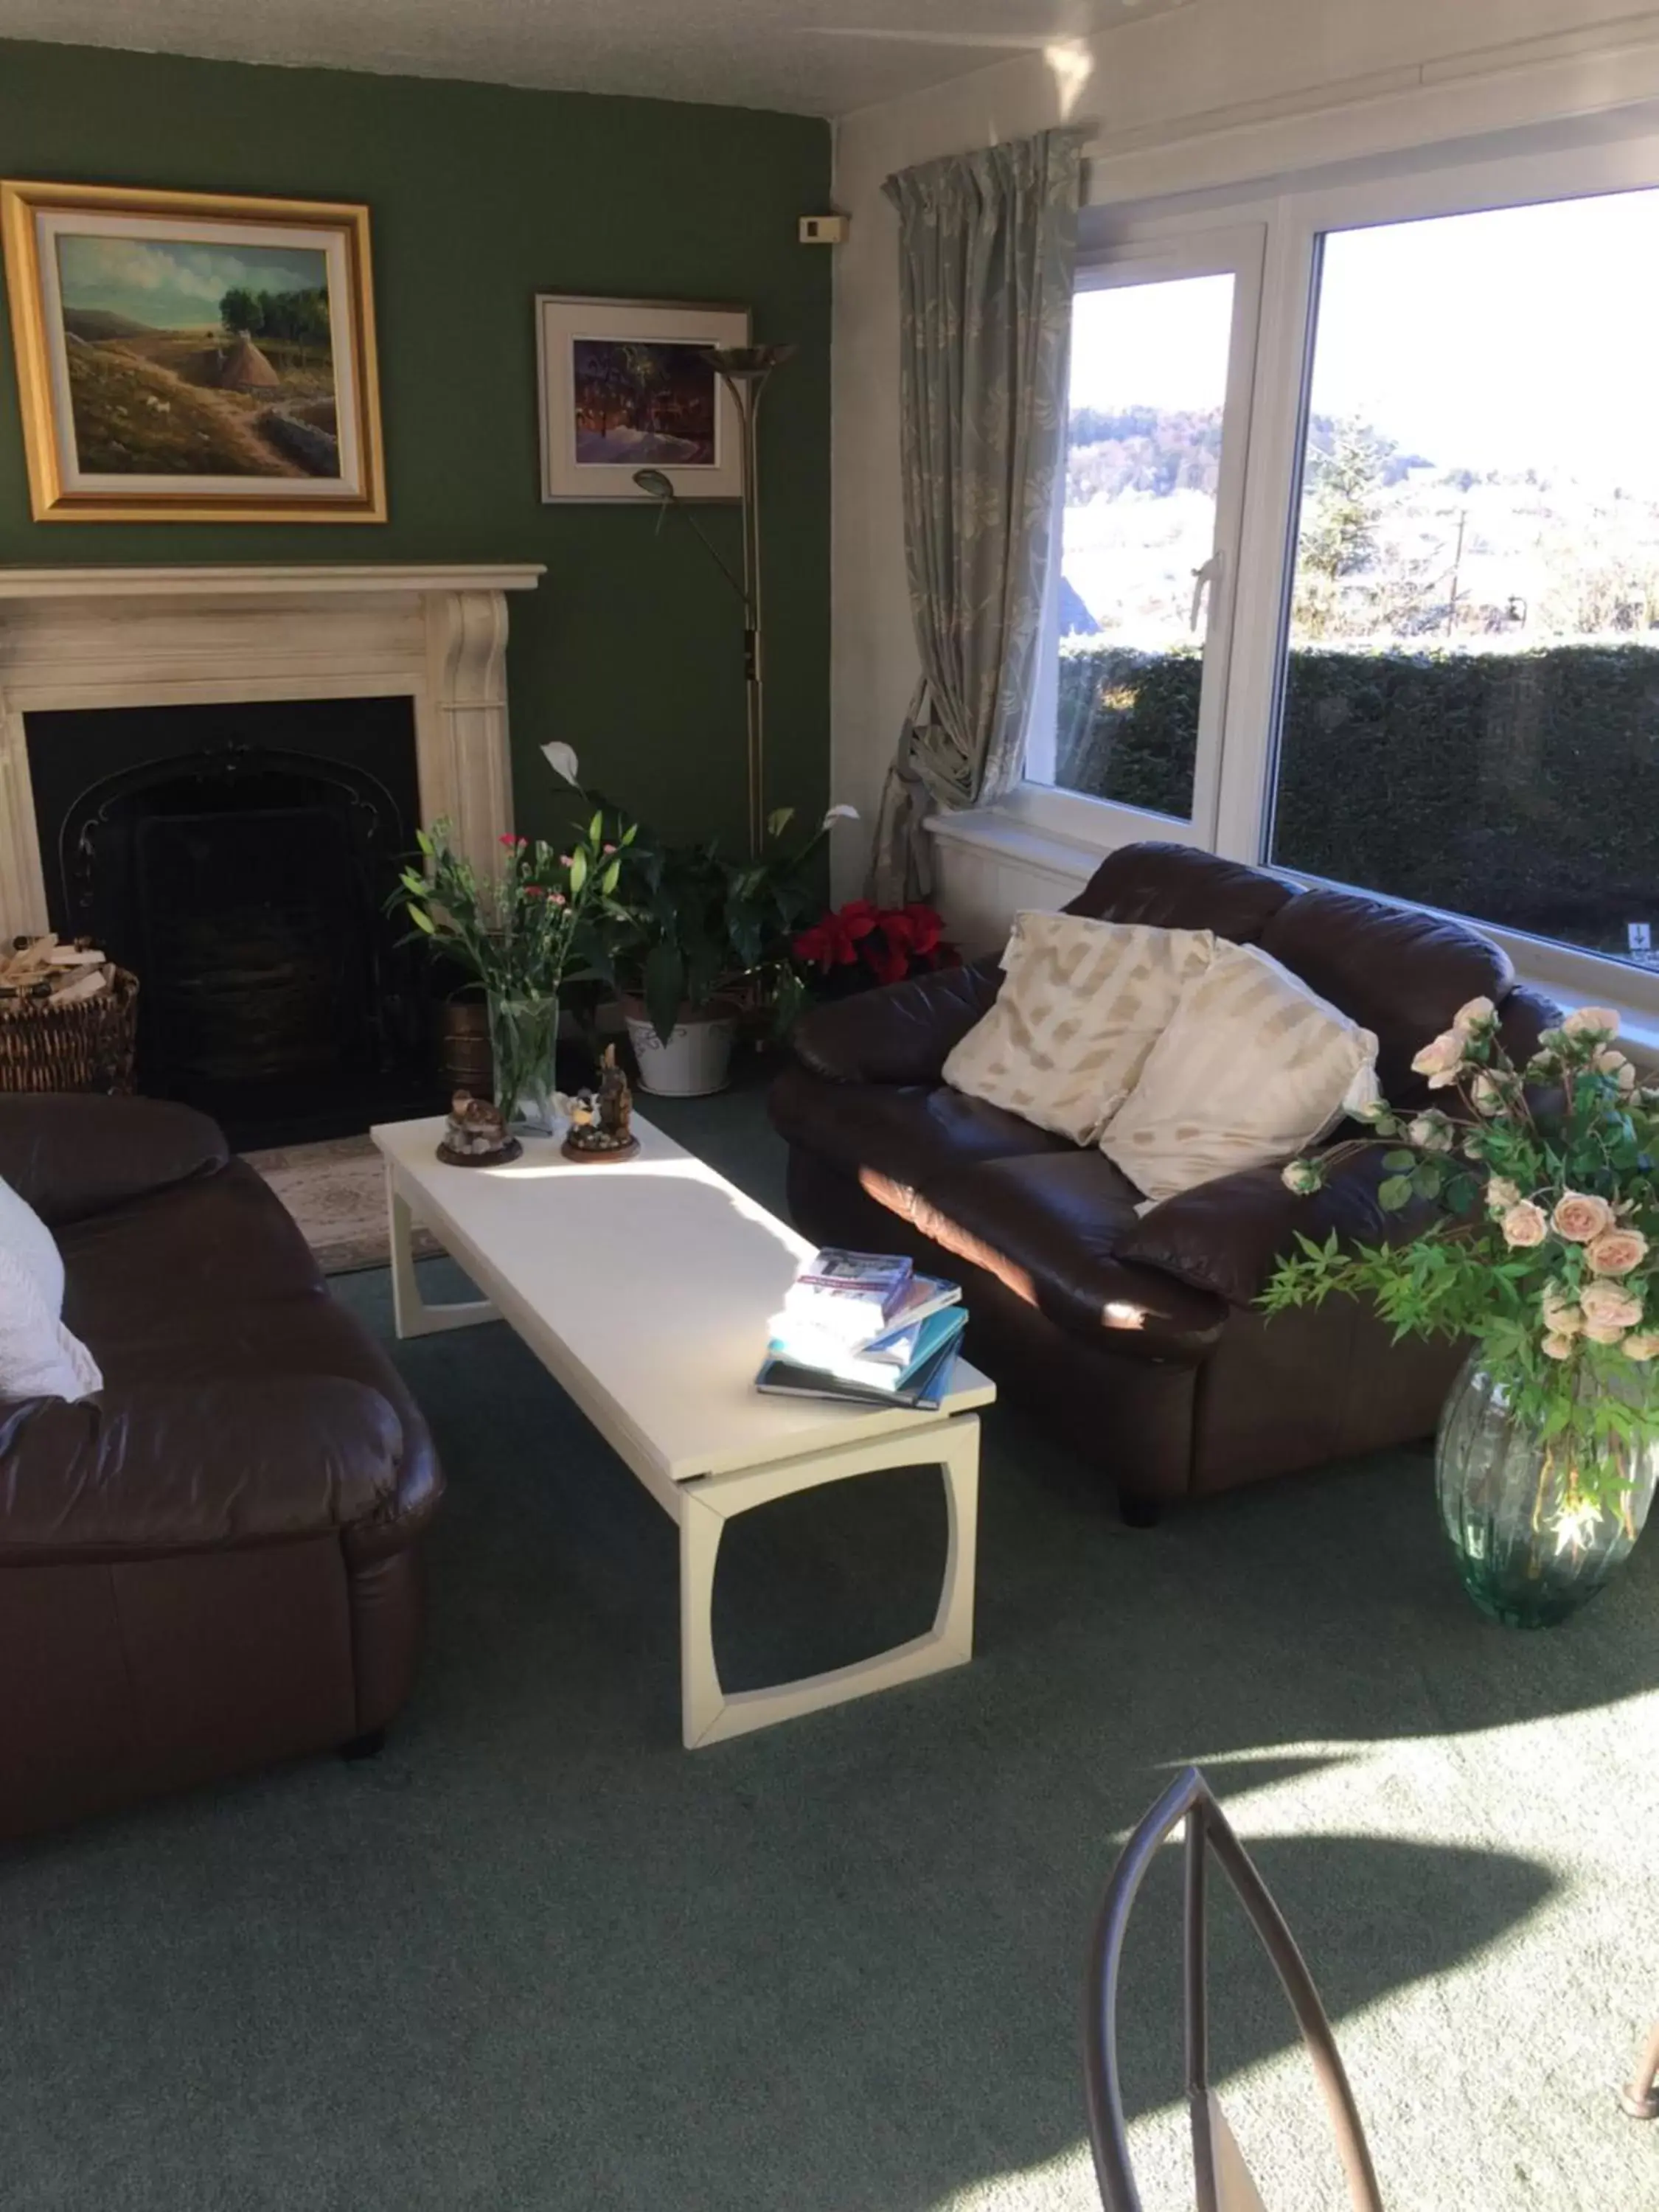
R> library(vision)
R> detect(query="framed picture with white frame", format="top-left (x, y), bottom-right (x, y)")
top-left (535, 293), bottom-right (748, 502)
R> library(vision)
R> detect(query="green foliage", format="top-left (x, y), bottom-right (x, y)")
top-left (1262, 1006), bottom-right (1659, 1526)
top-left (602, 805), bottom-right (830, 1046)
top-left (1056, 639), bottom-right (1659, 958)
top-left (1293, 418), bottom-right (1392, 639)
top-left (220, 285), bottom-right (330, 346)
top-left (395, 813), bottom-right (638, 1003)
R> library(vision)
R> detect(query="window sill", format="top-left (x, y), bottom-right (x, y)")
top-left (922, 806), bottom-right (1103, 890)
top-left (922, 804), bottom-right (1659, 1076)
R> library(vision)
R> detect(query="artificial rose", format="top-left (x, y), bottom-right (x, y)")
top-left (1453, 996), bottom-right (1497, 1036)
top-left (1593, 1048), bottom-right (1638, 1093)
top-left (1540, 1332), bottom-right (1577, 1361)
top-left (1583, 1319), bottom-right (1630, 1346)
top-left (1562, 1006), bottom-right (1621, 1039)
top-left (1411, 1031), bottom-right (1464, 1087)
top-left (1281, 1158), bottom-right (1324, 1195)
top-left (1504, 1203), bottom-right (1557, 1256)
top-left (1579, 1280), bottom-right (1644, 1330)
top-left (1407, 1112), bottom-right (1455, 1153)
top-left (1500, 1201), bottom-right (1548, 1249)
top-left (1484, 1176), bottom-right (1521, 1217)
top-left (1586, 1227), bottom-right (1648, 1277)
top-left (1552, 1191), bottom-right (1614, 1244)
top-left (1542, 1288), bottom-right (1585, 1337)
top-left (1470, 1071), bottom-right (1506, 1116)
top-left (1623, 1333), bottom-right (1659, 1363)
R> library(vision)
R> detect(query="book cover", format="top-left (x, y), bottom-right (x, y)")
top-left (754, 1334), bottom-right (961, 1411)
top-left (766, 1307), bottom-right (966, 1394)
top-left (782, 1248), bottom-right (915, 1336)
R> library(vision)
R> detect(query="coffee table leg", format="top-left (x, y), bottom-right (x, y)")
top-left (678, 1415), bottom-right (980, 1749)
top-left (386, 1164), bottom-right (500, 1340)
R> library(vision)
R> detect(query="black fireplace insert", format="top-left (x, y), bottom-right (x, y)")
top-left (27, 697), bottom-right (442, 1147)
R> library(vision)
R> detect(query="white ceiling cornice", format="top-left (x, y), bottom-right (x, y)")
top-left (0, 0), bottom-right (1194, 120)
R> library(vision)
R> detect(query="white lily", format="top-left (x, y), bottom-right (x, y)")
top-left (541, 742), bottom-right (580, 786)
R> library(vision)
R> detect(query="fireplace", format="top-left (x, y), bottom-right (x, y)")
top-left (27, 697), bottom-right (439, 1147)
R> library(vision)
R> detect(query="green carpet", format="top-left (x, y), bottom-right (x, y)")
top-left (4, 1081), bottom-right (1658, 2211)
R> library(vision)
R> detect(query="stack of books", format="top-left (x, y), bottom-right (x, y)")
top-left (755, 1248), bottom-right (965, 1407)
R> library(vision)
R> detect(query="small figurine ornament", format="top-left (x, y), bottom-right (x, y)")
top-left (437, 1089), bottom-right (522, 1167)
top-left (561, 1046), bottom-right (640, 1164)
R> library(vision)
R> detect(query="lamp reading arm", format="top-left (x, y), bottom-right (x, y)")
top-left (630, 470), bottom-right (751, 611)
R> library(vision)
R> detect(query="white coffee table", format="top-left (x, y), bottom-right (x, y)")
top-left (371, 1112), bottom-right (994, 1748)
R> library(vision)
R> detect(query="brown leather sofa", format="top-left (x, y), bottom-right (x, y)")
top-left (771, 843), bottom-right (1558, 1515)
top-left (0, 1094), bottom-right (442, 1840)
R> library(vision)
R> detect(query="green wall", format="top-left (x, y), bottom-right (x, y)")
top-left (0, 38), bottom-right (832, 848)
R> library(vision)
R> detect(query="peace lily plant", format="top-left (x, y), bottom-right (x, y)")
top-left (1264, 998), bottom-right (1659, 1611)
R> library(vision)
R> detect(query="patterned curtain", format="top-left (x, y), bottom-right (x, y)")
top-left (870, 128), bottom-right (1087, 902)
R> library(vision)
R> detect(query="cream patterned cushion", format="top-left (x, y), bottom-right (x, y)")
top-left (1100, 940), bottom-right (1379, 1204)
top-left (942, 912), bottom-right (1217, 1146)
top-left (0, 1172), bottom-right (102, 1403)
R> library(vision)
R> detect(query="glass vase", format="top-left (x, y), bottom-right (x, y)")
top-left (1435, 1352), bottom-right (1659, 1628)
top-left (487, 990), bottom-right (560, 1135)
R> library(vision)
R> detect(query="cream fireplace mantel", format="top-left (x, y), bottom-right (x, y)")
top-left (0, 562), bottom-right (544, 939)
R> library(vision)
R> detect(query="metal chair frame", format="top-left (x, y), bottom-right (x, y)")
top-left (1083, 1765), bottom-right (1385, 2212)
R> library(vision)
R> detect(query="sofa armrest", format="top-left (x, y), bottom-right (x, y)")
top-left (0, 1094), bottom-right (228, 1225)
top-left (0, 1377), bottom-right (422, 1565)
top-left (1498, 982), bottom-right (1559, 1069)
top-left (791, 957), bottom-right (1002, 1087)
top-left (1115, 1142), bottom-right (1434, 1310)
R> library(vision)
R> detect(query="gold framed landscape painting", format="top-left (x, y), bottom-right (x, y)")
top-left (0, 180), bottom-right (386, 521)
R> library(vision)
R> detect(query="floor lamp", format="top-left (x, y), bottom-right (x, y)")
top-left (633, 342), bottom-right (795, 860)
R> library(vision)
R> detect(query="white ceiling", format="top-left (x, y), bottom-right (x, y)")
top-left (0, 0), bottom-right (1189, 118)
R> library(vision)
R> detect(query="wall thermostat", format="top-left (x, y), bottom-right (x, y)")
top-left (799, 214), bottom-right (849, 245)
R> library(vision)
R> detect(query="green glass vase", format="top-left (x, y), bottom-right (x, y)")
top-left (487, 990), bottom-right (560, 1136)
top-left (1435, 1352), bottom-right (1658, 1628)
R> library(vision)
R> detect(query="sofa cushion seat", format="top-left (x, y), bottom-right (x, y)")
top-left (768, 1063), bottom-right (1075, 1202)
top-left (909, 1151), bottom-right (1229, 1363)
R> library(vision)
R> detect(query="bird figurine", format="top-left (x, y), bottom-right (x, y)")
top-left (437, 1088), bottom-right (520, 1166)
top-left (561, 1046), bottom-right (639, 1162)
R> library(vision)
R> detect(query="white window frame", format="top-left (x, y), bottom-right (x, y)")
top-left (1012, 120), bottom-right (1659, 1020)
top-left (1010, 220), bottom-right (1266, 855)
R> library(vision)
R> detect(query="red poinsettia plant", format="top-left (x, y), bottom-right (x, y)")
top-left (793, 900), bottom-right (960, 991)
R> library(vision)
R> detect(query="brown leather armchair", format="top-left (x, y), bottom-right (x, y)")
top-left (0, 1094), bottom-right (442, 1840)
top-left (771, 844), bottom-right (1557, 1515)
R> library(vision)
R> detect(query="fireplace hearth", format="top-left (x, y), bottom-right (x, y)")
top-left (27, 697), bottom-right (441, 1147)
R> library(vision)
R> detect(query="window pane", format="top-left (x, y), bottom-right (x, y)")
top-left (1270, 190), bottom-right (1659, 974)
top-left (1047, 272), bottom-right (1235, 820)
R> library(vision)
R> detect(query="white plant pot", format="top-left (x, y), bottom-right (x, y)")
top-left (623, 998), bottom-right (738, 1097)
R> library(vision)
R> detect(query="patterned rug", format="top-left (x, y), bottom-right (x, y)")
top-left (243, 1133), bottom-right (442, 1276)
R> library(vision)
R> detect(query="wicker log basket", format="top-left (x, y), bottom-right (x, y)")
top-left (0, 964), bottom-right (139, 1095)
